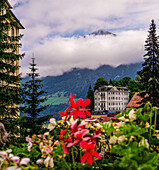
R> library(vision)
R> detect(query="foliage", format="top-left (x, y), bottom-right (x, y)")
top-left (20, 58), bottom-right (50, 136)
top-left (94, 77), bottom-right (108, 91)
top-left (0, 0), bottom-right (24, 136)
top-left (86, 85), bottom-right (94, 111)
top-left (138, 19), bottom-right (159, 107)
top-left (0, 95), bottom-right (159, 169)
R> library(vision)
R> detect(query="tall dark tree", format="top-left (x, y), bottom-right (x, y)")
top-left (138, 20), bottom-right (159, 107)
top-left (86, 85), bottom-right (94, 112)
top-left (94, 77), bottom-right (108, 91)
top-left (21, 58), bottom-right (50, 135)
top-left (0, 0), bottom-right (24, 135)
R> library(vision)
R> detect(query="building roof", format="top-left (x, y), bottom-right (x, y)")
top-left (126, 92), bottom-right (145, 108)
top-left (9, 10), bottom-right (25, 29)
top-left (95, 85), bottom-right (129, 93)
top-left (5, 0), bottom-right (24, 29)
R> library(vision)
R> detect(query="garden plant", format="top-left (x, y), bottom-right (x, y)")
top-left (0, 94), bottom-right (159, 169)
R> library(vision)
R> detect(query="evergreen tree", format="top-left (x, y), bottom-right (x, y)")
top-left (86, 85), bottom-right (94, 111)
top-left (138, 20), bottom-right (159, 107)
top-left (94, 77), bottom-right (108, 91)
top-left (21, 58), bottom-right (50, 135)
top-left (0, 0), bottom-right (24, 135)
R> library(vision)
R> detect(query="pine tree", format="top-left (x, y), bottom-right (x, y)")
top-left (86, 85), bottom-right (94, 111)
top-left (21, 58), bottom-right (50, 135)
top-left (138, 20), bottom-right (159, 107)
top-left (0, 0), bottom-right (24, 135)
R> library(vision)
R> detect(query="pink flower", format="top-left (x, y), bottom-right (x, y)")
top-left (70, 121), bottom-right (87, 136)
top-left (67, 129), bottom-right (89, 147)
top-left (80, 141), bottom-right (101, 165)
top-left (26, 136), bottom-right (33, 152)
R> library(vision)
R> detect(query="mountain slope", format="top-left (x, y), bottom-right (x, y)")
top-left (41, 62), bottom-right (142, 98)
top-left (21, 62), bottom-right (142, 119)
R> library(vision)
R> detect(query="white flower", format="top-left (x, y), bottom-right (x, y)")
top-left (44, 132), bottom-right (49, 137)
top-left (20, 158), bottom-right (30, 165)
top-left (118, 116), bottom-right (125, 121)
top-left (109, 135), bottom-right (118, 144)
top-left (6, 166), bottom-right (21, 170)
top-left (48, 118), bottom-right (57, 131)
top-left (118, 135), bottom-right (126, 144)
top-left (0, 151), bottom-right (8, 159)
top-left (128, 109), bottom-right (136, 121)
top-left (68, 116), bottom-right (77, 124)
top-left (50, 118), bottom-right (56, 126)
top-left (6, 149), bottom-right (12, 153)
top-left (11, 156), bottom-right (20, 165)
top-left (94, 123), bottom-right (103, 129)
top-left (139, 138), bottom-right (149, 148)
top-left (55, 140), bottom-right (60, 145)
top-left (36, 159), bottom-right (43, 164)
top-left (9, 154), bottom-right (14, 159)
top-left (25, 136), bottom-right (33, 152)
top-left (44, 156), bottom-right (54, 168)
top-left (115, 122), bottom-right (125, 127)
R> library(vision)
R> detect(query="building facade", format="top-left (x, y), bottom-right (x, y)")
top-left (0, 0), bottom-right (24, 81)
top-left (0, 0), bottom-right (24, 116)
top-left (94, 86), bottom-right (130, 112)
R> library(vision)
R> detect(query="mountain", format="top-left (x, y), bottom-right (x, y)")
top-left (89, 29), bottom-right (116, 36)
top-left (21, 62), bottom-right (142, 119)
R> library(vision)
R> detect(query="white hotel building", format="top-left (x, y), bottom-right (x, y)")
top-left (94, 86), bottom-right (130, 112)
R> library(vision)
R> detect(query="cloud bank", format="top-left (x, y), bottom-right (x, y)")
top-left (9, 0), bottom-right (159, 76)
top-left (20, 30), bottom-right (146, 77)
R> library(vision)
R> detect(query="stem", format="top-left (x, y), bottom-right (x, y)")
top-left (63, 157), bottom-right (71, 170)
top-left (149, 110), bottom-right (152, 143)
top-left (72, 147), bottom-right (75, 170)
top-left (94, 158), bottom-right (98, 168)
top-left (154, 108), bottom-right (157, 133)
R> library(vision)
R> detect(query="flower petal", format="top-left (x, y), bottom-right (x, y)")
top-left (80, 152), bottom-right (90, 164)
top-left (91, 151), bottom-right (101, 159)
top-left (62, 143), bottom-right (68, 154)
top-left (20, 158), bottom-right (30, 165)
top-left (87, 153), bottom-right (93, 165)
top-left (80, 141), bottom-right (89, 149)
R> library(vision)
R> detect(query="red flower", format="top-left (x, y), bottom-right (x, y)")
top-left (79, 98), bottom-right (91, 118)
top-left (80, 141), bottom-right (101, 165)
top-left (60, 129), bottom-right (72, 154)
top-left (59, 106), bottom-right (71, 122)
top-left (67, 129), bottom-right (89, 148)
top-left (70, 121), bottom-right (87, 136)
top-left (85, 133), bottom-right (101, 145)
top-left (59, 94), bottom-right (76, 122)
top-left (69, 98), bottom-right (86, 120)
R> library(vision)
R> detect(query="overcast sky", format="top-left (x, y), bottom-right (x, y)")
top-left (9, 0), bottom-right (159, 77)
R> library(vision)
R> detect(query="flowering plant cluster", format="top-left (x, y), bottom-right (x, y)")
top-left (0, 95), bottom-right (159, 169)
top-left (59, 94), bottom-right (101, 166)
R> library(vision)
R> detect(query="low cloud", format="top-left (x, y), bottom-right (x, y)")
top-left (20, 30), bottom-right (147, 77)
top-left (8, 0), bottom-right (159, 76)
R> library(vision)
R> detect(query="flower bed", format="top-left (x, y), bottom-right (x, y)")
top-left (0, 94), bottom-right (159, 169)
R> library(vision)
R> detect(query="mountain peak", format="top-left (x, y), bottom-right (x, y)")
top-left (89, 29), bottom-right (116, 36)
